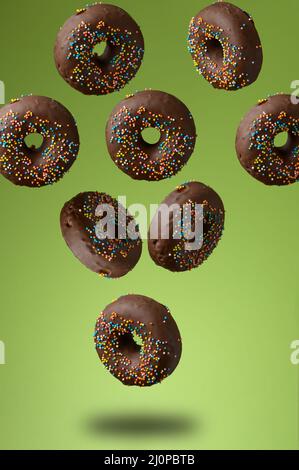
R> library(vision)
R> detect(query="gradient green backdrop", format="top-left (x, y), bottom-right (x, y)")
top-left (0, 0), bottom-right (298, 450)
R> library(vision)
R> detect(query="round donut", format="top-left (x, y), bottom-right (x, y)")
top-left (148, 181), bottom-right (225, 272)
top-left (60, 191), bottom-right (142, 278)
top-left (236, 94), bottom-right (299, 186)
top-left (188, 2), bottom-right (263, 91)
top-left (106, 90), bottom-right (196, 181)
top-left (0, 95), bottom-right (79, 188)
top-left (54, 3), bottom-right (144, 95)
top-left (94, 294), bottom-right (182, 386)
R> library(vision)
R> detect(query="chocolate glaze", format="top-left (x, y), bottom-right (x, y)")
top-left (188, 2), bottom-right (263, 91)
top-left (94, 294), bottom-right (182, 386)
top-left (148, 181), bottom-right (225, 272)
top-left (106, 90), bottom-right (196, 181)
top-left (236, 94), bottom-right (299, 186)
top-left (60, 192), bottom-right (142, 278)
top-left (0, 95), bottom-right (79, 187)
top-left (54, 3), bottom-right (144, 95)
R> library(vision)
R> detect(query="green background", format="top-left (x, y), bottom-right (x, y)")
top-left (0, 0), bottom-right (298, 450)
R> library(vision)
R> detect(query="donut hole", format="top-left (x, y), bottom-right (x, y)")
top-left (205, 38), bottom-right (223, 65)
top-left (132, 331), bottom-right (143, 346)
top-left (93, 41), bottom-right (110, 62)
top-left (118, 332), bottom-right (143, 359)
top-left (141, 127), bottom-right (161, 145)
top-left (274, 131), bottom-right (289, 149)
top-left (24, 132), bottom-right (44, 151)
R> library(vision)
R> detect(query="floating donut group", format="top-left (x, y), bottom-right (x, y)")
top-left (0, 2), bottom-right (297, 387)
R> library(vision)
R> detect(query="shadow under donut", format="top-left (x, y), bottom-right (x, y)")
top-left (86, 412), bottom-right (197, 437)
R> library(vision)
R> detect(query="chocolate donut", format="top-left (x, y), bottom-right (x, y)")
top-left (54, 4), bottom-right (144, 95)
top-left (236, 94), bottom-right (299, 186)
top-left (148, 181), bottom-right (225, 272)
top-left (0, 95), bottom-right (79, 187)
top-left (188, 2), bottom-right (263, 91)
top-left (60, 191), bottom-right (142, 278)
top-left (94, 294), bottom-right (182, 386)
top-left (106, 90), bottom-right (196, 181)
